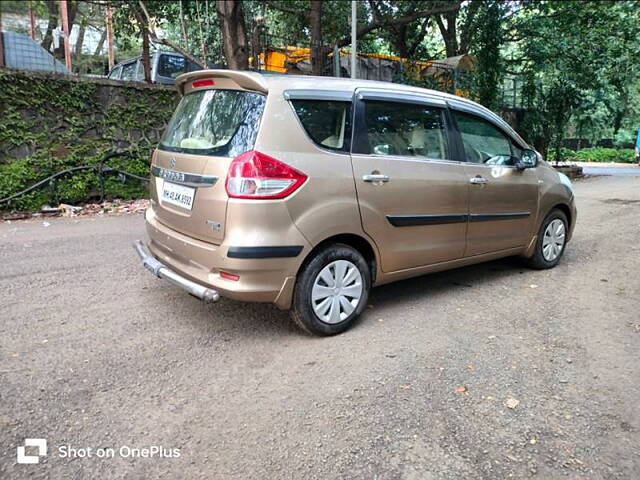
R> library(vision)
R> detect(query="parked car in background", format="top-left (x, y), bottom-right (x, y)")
top-left (135, 70), bottom-right (577, 336)
top-left (107, 51), bottom-right (202, 84)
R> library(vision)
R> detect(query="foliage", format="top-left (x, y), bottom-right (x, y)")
top-left (511, 1), bottom-right (640, 158)
top-left (548, 147), bottom-right (636, 163)
top-left (559, 148), bottom-right (637, 164)
top-left (0, 70), bottom-right (178, 211)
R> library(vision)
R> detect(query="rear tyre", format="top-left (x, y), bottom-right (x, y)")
top-left (524, 209), bottom-right (569, 269)
top-left (291, 243), bottom-right (370, 336)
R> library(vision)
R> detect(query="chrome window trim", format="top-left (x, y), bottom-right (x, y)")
top-left (351, 152), bottom-right (464, 166)
top-left (284, 89), bottom-right (353, 102)
top-left (357, 90), bottom-right (447, 108)
top-left (151, 165), bottom-right (218, 188)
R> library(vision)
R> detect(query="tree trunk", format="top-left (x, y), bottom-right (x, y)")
top-left (435, 11), bottom-right (459, 57)
top-left (309, 0), bottom-right (327, 76)
top-left (94, 29), bottom-right (106, 56)
top-left (179, 0), bottom-right (189, 47)
top-left (41, 0), bottom-right (58, 52)
top-left (75, 22), bottom-right (85, 60)
top-left (54, 0), bottom-right (78, 60)
top-left (390, 24), bottom-right (409, 58)
top-left (216, 0), bottom-right (249, 70)
top-left (136, 10), bottom-right (152, 83)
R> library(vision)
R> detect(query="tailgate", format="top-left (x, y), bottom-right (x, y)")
top-left (150, 79), bottom-right (267, 244)
top-left (151, 149), bottom-right (230, 244)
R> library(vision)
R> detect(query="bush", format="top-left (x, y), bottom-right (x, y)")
top-left (0, 70), bottom-right (177, 211)
top-left (550, 148), bottom-right (636, 164)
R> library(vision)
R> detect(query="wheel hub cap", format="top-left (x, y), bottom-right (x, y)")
top-left (542, 219), bottom-right (566, 261)
top-left (311, 260), bottom-right (363, 324)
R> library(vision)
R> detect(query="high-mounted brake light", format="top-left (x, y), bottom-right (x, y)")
top-left (192, 79), bottom-right (215, 88)
top-left (226, 151), bottom-right (307, 200)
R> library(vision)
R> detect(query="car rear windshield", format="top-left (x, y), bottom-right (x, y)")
top-left (159, 89), bottom-right (266, 157)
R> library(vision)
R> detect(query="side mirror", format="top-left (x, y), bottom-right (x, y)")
top-left (515, 149), bottom-right (538, 170)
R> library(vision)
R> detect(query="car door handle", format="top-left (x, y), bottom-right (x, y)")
top-left (469, 176), bottom-right (488, 185)
top-left (363, 174), bottom-right (389, 183)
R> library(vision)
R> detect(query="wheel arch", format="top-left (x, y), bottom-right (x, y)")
top-left (551, 203), bottom-right (572, 230)
top-left (298, 233), bottom-right (379, 284)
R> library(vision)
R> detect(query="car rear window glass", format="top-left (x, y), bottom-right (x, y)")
top-left (291, 100), bottom-right (352, 152)
top-left (159, 89), bottom-right (266, 157)
top-left (120, 61), bottom-right (137, 81)
top-left (363, 101), bottom-right (449, 159)
top-left (108, 66), bottom-right (122, 80)
top-left (158, 54), bottom-right (187, 79)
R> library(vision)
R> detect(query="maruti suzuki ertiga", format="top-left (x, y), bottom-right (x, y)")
top-left (135, 70), bottom-right (576, 335)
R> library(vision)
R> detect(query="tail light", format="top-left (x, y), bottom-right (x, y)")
top-left (226, 150), bottom-right (307, 199)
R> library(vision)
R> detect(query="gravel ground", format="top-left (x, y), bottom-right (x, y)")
top-left (1, 175), bottom-right (639, 479)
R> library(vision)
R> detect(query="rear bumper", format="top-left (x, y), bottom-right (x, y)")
top-left (140, 206), bottom-right (305, 308)
top-left (134, 240), bottom-right (220, 303)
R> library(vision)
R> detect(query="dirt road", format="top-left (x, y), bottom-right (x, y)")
top-left (1, 175), bottom-right (639, 479)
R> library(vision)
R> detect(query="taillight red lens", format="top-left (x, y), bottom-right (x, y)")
top-left (226, 150), bottom-right (307, 199)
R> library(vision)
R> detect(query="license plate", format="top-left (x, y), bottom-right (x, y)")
top-left (161, 181), bottom-right (195, 210)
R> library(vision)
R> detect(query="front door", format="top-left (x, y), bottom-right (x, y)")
top-left (452, 110), bottom-right (539, 256)
top-left (351, 92), bottom-right (469, 272)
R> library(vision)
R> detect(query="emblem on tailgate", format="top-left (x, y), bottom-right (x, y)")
top-left (169, 157), bottom-right (177, 168)
top-left (156, 167), bottom-right (185, 183)
top-left (206, 220), bottom-right (222, 232)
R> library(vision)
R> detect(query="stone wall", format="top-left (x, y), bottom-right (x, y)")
top-left (0, 69), bottom-right (179, 210)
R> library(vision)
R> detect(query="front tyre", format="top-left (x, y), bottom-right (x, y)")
top-left (525, 209), bottom-right (569, 269)
top-left (291, 243), bottom-right (371, 336)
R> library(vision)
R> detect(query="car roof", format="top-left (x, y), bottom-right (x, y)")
top-left (175, 69), bottom-right (529, 147)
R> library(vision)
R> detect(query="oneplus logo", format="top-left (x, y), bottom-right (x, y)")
top-left (17, 438), bottom-right (47, 464)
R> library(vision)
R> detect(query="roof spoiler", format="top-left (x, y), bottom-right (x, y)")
top-left (175, 69), bottom-right (268, 95)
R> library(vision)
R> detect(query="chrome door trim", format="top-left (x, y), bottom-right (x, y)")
top-left (469, 176), bottom-right (488, 184)
top-left (151, 165), bottom-right (218, 188)
top-left (284, 89), bottom-right (353, 102)
top-left (362, 174), bottom-right (389, 182)
top-left (357, 90), bottom-right (447, 108)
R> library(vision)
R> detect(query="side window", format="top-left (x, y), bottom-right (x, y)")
top-left (291, 100), bottom-right (352, 152)
top-left (454, 112), bottom-right (513, 165)
top-left (108, 66), bottom-right (122, 80)
top-left (363, 101), bottom-right (448, 159)
top-left (158, 54), bottom-right (187, 79)
top-left (120, 62), bottom-right (137, 81)
top-left (134, 60), bottom-right (144, 81)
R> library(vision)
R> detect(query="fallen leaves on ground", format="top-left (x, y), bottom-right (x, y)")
top-left (505, 397), bottom-right (520, 409)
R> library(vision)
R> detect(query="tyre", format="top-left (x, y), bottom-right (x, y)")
top-left (524, 209), bottom-right (569, 269)
top-left (291, 243), bottom-right (371, 336)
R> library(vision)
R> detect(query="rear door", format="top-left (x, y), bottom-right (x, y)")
top-left (351, 90), bottom-right (469, 272)
top-left (450, 108), bottom-right (538, 256)
top-left (151, 83), bottom-right (266, 244)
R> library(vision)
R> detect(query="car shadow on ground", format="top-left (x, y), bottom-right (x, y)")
top-left (189, 256), bottom-right (531, 338)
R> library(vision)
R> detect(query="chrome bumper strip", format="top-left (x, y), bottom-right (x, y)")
top-left (133, 240), bottom-right (220, 303)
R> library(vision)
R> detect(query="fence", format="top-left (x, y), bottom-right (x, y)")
top-left (0, 1), bottom-right (115, 76)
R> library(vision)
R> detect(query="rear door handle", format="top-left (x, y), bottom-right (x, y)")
top-left (363, 174), bottom-right (389, 183)
top-left (470, 176), bottom-right (488, 185)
